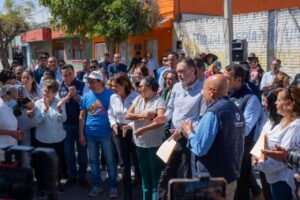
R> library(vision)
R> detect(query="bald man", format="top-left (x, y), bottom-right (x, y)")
top-left (181, 74), bottom-right (246, 200)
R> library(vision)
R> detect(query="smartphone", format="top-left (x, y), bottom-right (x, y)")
top-left (168, 177), bottom-right (226, 200)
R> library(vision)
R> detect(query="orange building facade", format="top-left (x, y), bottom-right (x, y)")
top-left (92, 0), bottom-right (175, 64)
top-left (93, 0), bottom-right (300, 63)
top-left (21, 0), bottom-right (300, 67)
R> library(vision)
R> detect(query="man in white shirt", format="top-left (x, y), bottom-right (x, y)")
top-left (158, 52), bottom-right (178, 89)
top-left (260, 59), bottom-right (281, 90)
top-left (147, 52), bottom-right (159, 72)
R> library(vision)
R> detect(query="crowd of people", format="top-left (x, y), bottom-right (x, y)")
top-left (0, 50), bottom-right (300, 200)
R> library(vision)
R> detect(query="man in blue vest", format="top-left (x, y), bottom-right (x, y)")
top-left (181, 74), bottom-right (245, 200)
top-left (58, 64), bottom-right (90, 188)
top-left (224, 64), bottom-right (263, 200)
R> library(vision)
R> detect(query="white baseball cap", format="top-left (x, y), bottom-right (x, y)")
top-left (87, 71), bottom-right (103, 81)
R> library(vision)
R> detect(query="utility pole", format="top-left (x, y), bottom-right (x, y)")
top-left (224, 0), bottom-right (233, 65)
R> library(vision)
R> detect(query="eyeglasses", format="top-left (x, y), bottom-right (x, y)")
top-left (141, 61), bottom-right (147, 64)
top-left (90, 66), bottom-right (98, 69)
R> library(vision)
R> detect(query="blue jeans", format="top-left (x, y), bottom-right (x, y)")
top-left (86, 134), bottom-right (117, 188)
top-left (63, 124), bottom-right (88, 179)
top-left (270, 181), bottom-right (293, 200)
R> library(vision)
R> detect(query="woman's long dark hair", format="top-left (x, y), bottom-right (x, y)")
top-left (23, 70), bottom-right (37, 94)
top-left (262, 88), bottom-right (282, 129)
top-left (113, 74), bottom-right (133, 96)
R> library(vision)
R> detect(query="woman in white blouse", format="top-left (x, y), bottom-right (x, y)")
top-left (21, 70), bottom-right (42, 101)
top-left (108, 74), bottom-right (140, 200)
top-left (257, 88), bottom-right (282, 200)
top-left (18, 70), bottom-right (43, 146)
top-left (29, 79), bottom-right (67, 194)
top-left (257, 86), bottom-right (300, 200)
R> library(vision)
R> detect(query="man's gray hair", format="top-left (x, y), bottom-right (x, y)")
top-left (0, 85), bottom-right (17, 98)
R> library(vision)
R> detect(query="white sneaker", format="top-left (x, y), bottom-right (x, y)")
top-left (88, 186), bottom-right (103, 197)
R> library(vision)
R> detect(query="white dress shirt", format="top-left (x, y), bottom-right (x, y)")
top-left (108, 91), bottom-right (139, 127)
top-left (260, 71), bottom-right (276, 90)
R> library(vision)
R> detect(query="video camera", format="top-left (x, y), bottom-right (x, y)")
top-left (13, 97), bottom-right (32, 117)
top-left (0, 145), bottom-right (59, 200)
top-left (168, 173), bottom-right (226, 200)
top-left (287, 149), bottom-right (300, 173)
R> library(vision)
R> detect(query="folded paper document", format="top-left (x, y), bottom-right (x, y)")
top-left (251, 133), bottom-right (267, 159)
top-left (156, 139), bottom-right (177, 163)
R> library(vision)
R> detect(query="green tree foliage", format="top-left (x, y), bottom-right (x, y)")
top-left (40, 0), bottom-right (160, 52)
top-left (0, 0), bottom-right (34, 69)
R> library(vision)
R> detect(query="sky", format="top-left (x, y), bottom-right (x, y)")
top-left (0, 0), bottom-right (50, 23)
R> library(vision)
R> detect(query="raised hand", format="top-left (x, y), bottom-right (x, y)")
top-left (43, 98), bottom-right (50, 112)
top-left (56, 99), bottom-right (64, 113)
top-left (68, 86), bottom-right (77, 97)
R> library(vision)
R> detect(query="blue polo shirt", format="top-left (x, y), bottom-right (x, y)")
top-left (107, 63), bottom-right (127, 78)
top-left (80, 89), bottom-right (113, 136)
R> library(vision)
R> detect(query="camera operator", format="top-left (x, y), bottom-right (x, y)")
top-left (0, 85), bottom-right (24, 148)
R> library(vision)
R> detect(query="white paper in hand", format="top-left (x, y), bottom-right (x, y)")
top-left (156, 139), bottom-right (177, 163)
top-left (251, 133), bottom-right (267, 158)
